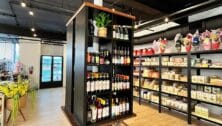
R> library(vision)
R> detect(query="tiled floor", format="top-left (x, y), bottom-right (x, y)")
top-left (7, 88), bottom-right (71, 126)
top-left (8, 88), bottom-right (215, 126)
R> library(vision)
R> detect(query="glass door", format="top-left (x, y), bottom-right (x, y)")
top-left (53, 56), bottom-right (62, 81)
top-left (41, 56), bottom-right (52, 82)
top-left (40, 55), bottom-right (63, 88)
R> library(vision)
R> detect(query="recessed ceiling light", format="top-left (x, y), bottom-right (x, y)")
top-left (29, 11), bottom-right (34, 16)
top-left (33, 33), bottom-right (37, 37)
top-left (164, 17), bottom-right (169, 22)
top-left (31, 28), bottom-right (35, 32)
top-left (21, 2), bottom-right (26, 7)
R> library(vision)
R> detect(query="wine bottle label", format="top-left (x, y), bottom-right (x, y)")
top-left (91, 81), bottom-right (95, 92)
top-left (99, 80), bottom-right (102, 91)
top-left (126, 103), bottom-right (129, 111)
top-left (102, 108), bottom-right (106, 118)
top-left (92, 108), bottom-right (97, 122)
top-left (122, 103), bottom-right (126, 112)
top-left (107, 81), bottom-right (110, 90)
top-left (112, 106), bottom-right (115, 117)
top-left (119, 104), bottom-right (122, 113)
top-left (113, 31), bottom-right (116, 38)
top-left (127, 82), bottom-right (130, 89)
top-left (98, 108), bottom-right (102, 119)
top-left (116, 105), bottom-right (120, 115)
top-left (87, 81), bottom-right (91, 92)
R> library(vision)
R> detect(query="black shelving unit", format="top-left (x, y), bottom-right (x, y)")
top-left (65, 2), bottom-right (135, 126)
top-left (133, 49), bottom-right (222, 125)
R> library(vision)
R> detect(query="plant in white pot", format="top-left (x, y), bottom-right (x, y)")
top-left (95, 12), bottom-right (112, 37)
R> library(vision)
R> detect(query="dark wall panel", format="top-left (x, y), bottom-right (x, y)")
top-left (65, 20), bottom-right (74, 113)
top-left (73, 8), bottom-right (87, 126)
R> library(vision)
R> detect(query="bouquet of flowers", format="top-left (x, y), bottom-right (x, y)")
top-left (174, 33), bottom-right (184, 52)
top-left (159, 38), bottom-right (168, 53)
top-left (183, 33), bottom-right (193, 52)
top-left (201, 30), bottom-right (211, 50)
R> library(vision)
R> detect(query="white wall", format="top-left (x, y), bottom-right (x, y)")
top-left (19, 38), bottom-right (41, 88)
top-left (41, 44), bottom-right (64, 56)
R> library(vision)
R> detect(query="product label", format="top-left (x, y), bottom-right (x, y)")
top-left (87, 81), bottom-right (90, 92)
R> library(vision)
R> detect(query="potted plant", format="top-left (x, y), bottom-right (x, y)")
top-left (95, 12), bottom-right (112, 37)
top-left (0, 78), bottom-right (37, 125)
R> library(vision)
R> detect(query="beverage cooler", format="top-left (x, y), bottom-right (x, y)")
top-left (40, 55), bottom-right (63, 88)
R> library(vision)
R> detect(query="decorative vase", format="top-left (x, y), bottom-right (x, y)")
top-left (98, 27), bottom-right (107, 37)
top-left (6, 95), bottom-right (27, 111)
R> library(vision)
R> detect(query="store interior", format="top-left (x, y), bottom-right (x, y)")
top-left (0, 0), bottom-right (222, 126)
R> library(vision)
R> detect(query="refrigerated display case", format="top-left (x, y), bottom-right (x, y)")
top-left (40, 55), bottom-right (63, 88)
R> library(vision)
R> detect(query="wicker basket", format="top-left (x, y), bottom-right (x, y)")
top-left (6, 95), bottom-right (27, 111)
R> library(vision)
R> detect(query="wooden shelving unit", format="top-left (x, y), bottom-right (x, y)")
top-left (133, 49), bottom-right (222, 125)
top-left (65, 2), bottom-right (135, 126)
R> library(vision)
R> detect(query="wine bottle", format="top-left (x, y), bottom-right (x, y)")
top-left (87, 73), bottom-right (91, 93)
top-left (90, 97), bottom-right (97, 123)
top-left (124, 26), bottom-right (129, 40)
top-left (116, 26), bottom-right (120, 39)
top-left (111, 98), bottom-right (115, 117)
top-left (113, 25), bottom-right (116, 38)
top-left (126, 98), bottom-right (129, 113)
top-left (120, 26), bottom-right (124, 39)
top-left (91, 74), bottom-right (95, 92)
top-left (97, 99), bottom-right (102, 121)
top-left (87, 99), bottom-right (92, 122)
top-left (115, 98), bottom-right (120, 116)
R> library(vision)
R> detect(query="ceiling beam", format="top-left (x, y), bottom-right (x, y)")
top-left (0, 23), bottom-right (66, 40)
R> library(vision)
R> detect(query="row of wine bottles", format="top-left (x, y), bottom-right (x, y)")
top-left (87, 96), bottom-right (109, 123)
top-left (87, 96), bottom-right (130, 123)
top-left (113, 25), bottom-right (129, 40)
top-left (112, 47), bottom-right (131, 65)
top-left (87, 50), bottom-right (110, 65)
top-left (112, 74), bottom-right (130, 91)
top-left (87, 73), bottom-right (131, 93)
top-left (87, 72), bottom-right (110, 93)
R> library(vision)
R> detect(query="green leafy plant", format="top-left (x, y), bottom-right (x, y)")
top-left (95, 12), bottom-right (112, 28)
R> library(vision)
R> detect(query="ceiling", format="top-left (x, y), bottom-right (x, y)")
top-left (0, 0), bottom-right (219, 40)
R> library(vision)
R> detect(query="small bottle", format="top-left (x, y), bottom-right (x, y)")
top-left (120, 26), bottom-right (124, 39)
